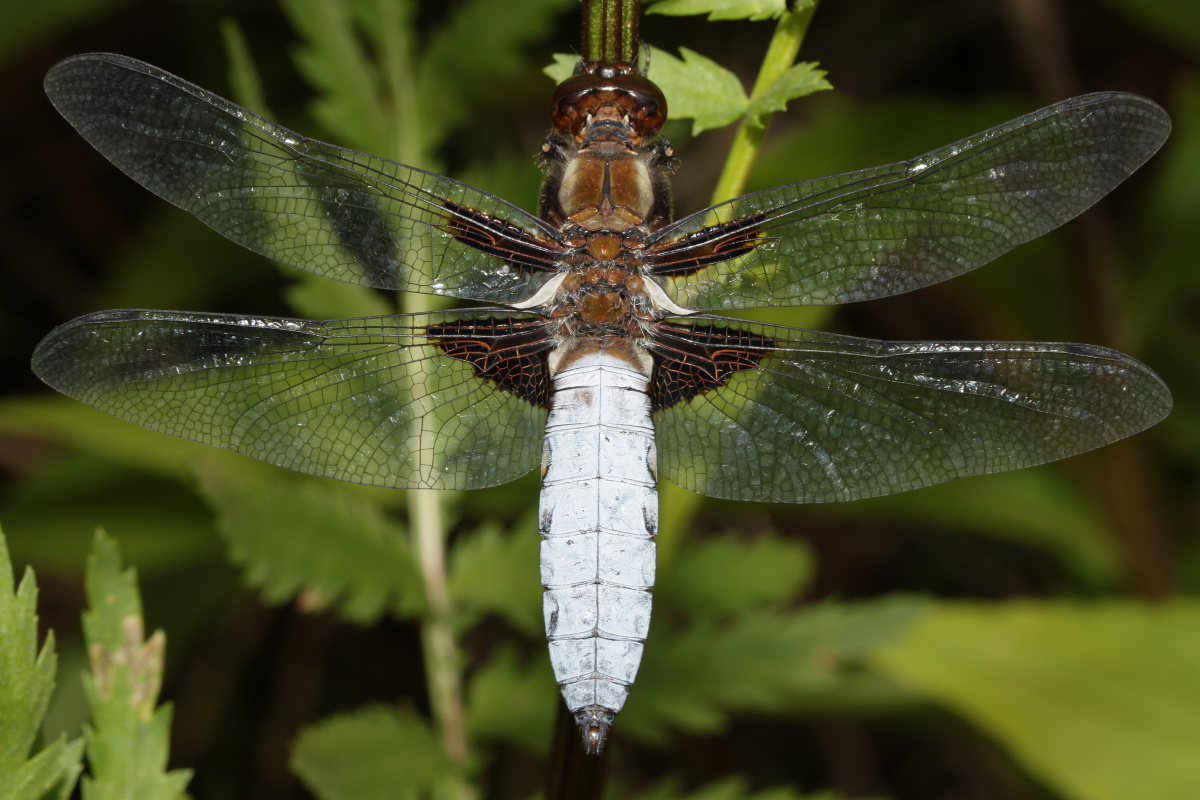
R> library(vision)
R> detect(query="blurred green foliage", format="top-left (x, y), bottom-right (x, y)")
top-left (0, 529), bottom-right (83, 800)
top-left (1, 0), bottom-right (1198, 798)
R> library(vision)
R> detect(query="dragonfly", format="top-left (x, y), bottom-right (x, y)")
top-left (34, 52), bottom-right (1171, 753)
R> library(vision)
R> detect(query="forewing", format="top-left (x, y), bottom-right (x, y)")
top-left (44, 53), bottom-right (561, 304)
top-left (31, 309), bottom-right (550, 490)
top-left (652, 318), bottom-right (1172, 502)
top-left (648, 93), bottom-right (1171, 311)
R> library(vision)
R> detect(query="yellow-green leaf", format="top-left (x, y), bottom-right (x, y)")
top-left (647, 0), bottom-right (789, 22)
top-left (874, 602), bottom-right (1200, 800)
top-left (744, 62), bottom-right (831, 127)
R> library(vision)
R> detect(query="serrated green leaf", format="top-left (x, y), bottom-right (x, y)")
top-left (875, 602), bottom-right (1200, 800)
top-left (0, 740), bottom-right (84, 800)
top-left (456, 150), bottom-right (545, 216)
top-left (448, 513), bottom-right (541, 636)
top-left (416, 0), bottom-right (576, 149)
top-left (623, 598), bottom-right (926, 743)
top-left (220, 15), bottom-right (397, 320)
top-left (744, 62), bottom-right (831, 127)
top-left (195, 462), bottom-right (424, 623)
top-left (647, 0), bottom-right (789, 22)
top-left (543, 52), bottom-right (578, 85)
top-left (464, 648), bottom-right (556, 752)
top-left (647, 46), bottom-right (748, 134)
top-left (659, 533), bottom-right (812, 618)
top-left (544, 45), bottom-right (749, 134)
top-left (81, 531), bottom-right (191, 800)
top-left (291, 706), bottom-right (458, 800)
top-left (0, 529), bottom-right (84, 800)
top-left (278, 0), bottom-right (389, 156)
top-left (220, 18), bottom-right (273, 118)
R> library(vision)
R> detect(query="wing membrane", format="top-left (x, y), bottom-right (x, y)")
top-left (31, 308), bottom-right (549, 490)
top-left (44, 53), bottom-right (561, 304)
top-left (649, 93), bottom-right (1171, 311)
top-left (653, 318), bottom-right (1172, 502)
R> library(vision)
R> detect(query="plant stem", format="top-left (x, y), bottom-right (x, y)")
top-left (710, 2), bottom-right (819, 205)
top-left (411, 487), bottom-right (471, 757)
top-left (403, 293), bottom-right (470, 799)
top-left (380, 3), bottom-right (472, 791)
top-left (403, 304), bottom-right (471, 799)
top-left (581, 0), bottom-right (640, 64)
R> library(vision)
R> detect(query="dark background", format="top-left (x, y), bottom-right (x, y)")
top-left (1, 1), bottom-right (1197, 799)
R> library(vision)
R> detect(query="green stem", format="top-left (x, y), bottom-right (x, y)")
top-left (379, 4), bottom-right (470, 792)
top-left (710, 2), bottom-right (818, 205)
top-left (411, 489), bottom-right (473, 787)
top-left (403, 298), bottom-right (470, 799)
top-left (404, 295), bottom-right (469, 800)
top-left (582, 0), bottom-right (640, 64)
top-left (378, 0), bottom-right (421, 168)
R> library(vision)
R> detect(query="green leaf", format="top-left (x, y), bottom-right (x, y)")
top-left (633, 776), bottom-right (861, 800)
top-left (456, 150), bottom-right (546, 217)
top-left (623, 598), bottom-right (927, 743)
top-left (1, 457), bottom-right (218, 576)
top-left (647, 0), bottom-right (789, 22)
top-left (219, 15), bottom-right (393, 320)
top-left (543, 52), bottom-right (578, 85)
top-left (219, 18), bottom-right (274, 118)
top-left (647, 46), bottom-right (748, 134)
top-left (291, 706), bottom-right (459, 800)
top-left (543, 45), bottom-right (749, 134)
top-left (416, 0), bottom-right (577, 149)
top-left (100, 207), bottom-right (270, 317)
top-left (658, 532), bottom-right (812, 618)
top-left (744, 62), bottom-right (831, 127)
top-left (448, 513), bottom-right (541, 636)
top-left (283, 277), bottom-right (393, 321)
top-left (195, 462), bottom-right (424, 624)
top-left (81, 531), bottom-right (191, 800)
top-left (278, 0), bottom-right (390, 156)
top-left (807, 468), bottom-right (1120, 584)
top-left (464, 648), bottom-right (556, 752)
top-left (0, 397), bottom-right (214, 483)
top-left (0, 528), bottom-right (84, 800)
top-left (874, 602), bottom-right (1200, 800)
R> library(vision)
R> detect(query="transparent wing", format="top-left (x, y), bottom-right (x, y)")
top-left (44, 53), bottom-right (562, 304)
top-left (652, 318), bottom-right (1172, 502)
top-left (31, 308), bottom-right (550, 490)
top-left (648, 93), bottom-right (1171, 311)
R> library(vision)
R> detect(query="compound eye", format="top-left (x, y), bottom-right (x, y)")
top-left (550, 73), bottom-right (604, 135)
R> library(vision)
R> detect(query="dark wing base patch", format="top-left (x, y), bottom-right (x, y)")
top-left (439, 201), bottom-right (562, 273)
top-left (427, 318), bottom-right (554, 407)
top-left (647, 322), bottom-right (774, 410)
top-left (645, 213), bottom-right (767, 277)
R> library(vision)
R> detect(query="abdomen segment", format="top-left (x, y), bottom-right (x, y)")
top-left (539, 346), bottom-right (657, 753)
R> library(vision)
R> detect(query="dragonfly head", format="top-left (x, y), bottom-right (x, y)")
top-left (551, 62), bottom-right (667, 146)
